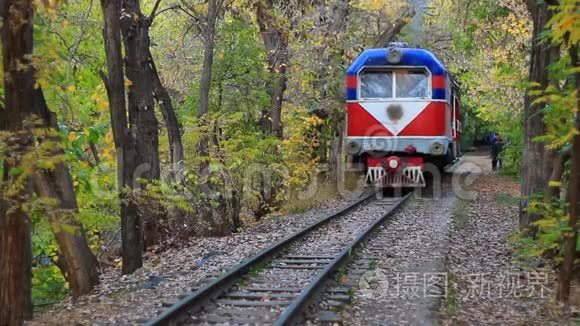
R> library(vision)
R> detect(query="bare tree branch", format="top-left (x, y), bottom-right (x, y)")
top-left (149, 0), bottom-right (163, 20)
top-left (153, 4), bottom-right (180, 18)
top-left (373, 7), bottom-right (416, 48)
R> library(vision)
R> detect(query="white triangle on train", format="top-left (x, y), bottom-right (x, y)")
top-left (358, 101), bottom-right (428, 136)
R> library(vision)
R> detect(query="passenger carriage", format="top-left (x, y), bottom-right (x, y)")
top-left (345, 43), bottom-right (462, 188)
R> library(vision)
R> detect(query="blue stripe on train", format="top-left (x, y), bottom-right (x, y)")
top-left (347, 88), bottom-right (357, 101)
top-left (346, 48), bottom-right (447, 75)
top-left (432, 89), bottom-right (446, 100)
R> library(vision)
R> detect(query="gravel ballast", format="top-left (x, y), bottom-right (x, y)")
top-left (336, 189), bottom-right (455, 325)
top-left (190, 198), bottom-right (405, 324)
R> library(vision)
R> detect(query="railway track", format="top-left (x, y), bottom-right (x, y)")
top-left (145, 191), bottom-right (411, 325)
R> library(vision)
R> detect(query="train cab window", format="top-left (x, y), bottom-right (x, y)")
top-left (395, 70), bottom-right (429, 98)
top-left (359, 71), bottom-right (393, 98)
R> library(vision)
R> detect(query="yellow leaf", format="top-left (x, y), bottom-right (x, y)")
top-left (97, 98), bottom-right (108, 112)
top-left (125, 79), bottom-right (133, 87)
top-left (67, 85), bottom-right (76, 93)
top-left (63, 19), bottom-right (69, 28)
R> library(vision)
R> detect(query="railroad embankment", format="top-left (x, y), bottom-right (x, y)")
top-left (28, 194), bottom-right (365, 325)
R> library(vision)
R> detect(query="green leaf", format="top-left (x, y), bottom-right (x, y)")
top-left (8, 167), bottom-right (23, 176)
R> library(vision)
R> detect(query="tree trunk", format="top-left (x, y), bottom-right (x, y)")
top-left (210, 124), bottom-right (242, 232)
top-left (558, 44), bottom-right (579, 303)
top-left (309, 0), bottom-right (350, 169)
top-left (0, 0), bottom-right (35, 322)
top-left (121, 0), bottom-right (163, 250)
top-left (0, 192), bottom-right (32, 325)
top-left (32, 166), bottom-right (100, 297)
top-left (312, 0), bottom-right (350, 104)
top-left (547, 147), bottom-right (572, 199)
top-left (197, 0), bottom-right (219, 186)
top-left (192, 0), bottom-right (224, 233)
top-left (31, 89), bottom-right (99, 298)
top-left (1, 0), bottom-right (99, 304)
top-left (520, 2), bottom-right (559, 228)
top-left (256, 0), bottom-right (289, 138)
top-left (198, 0), bottom-right (218, 119)
top-left (270, 70), bottom-right (287, 138)
top-left (121, 0), bottom-right (161, 183)
top-left (149, 54), bottom-right (184, 182)
top-left (330, 120), bottom-right (344, 191)
top-left (100, 0), bottom-right (142, 274)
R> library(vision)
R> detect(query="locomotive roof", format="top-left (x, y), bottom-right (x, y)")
top-left (346, 47), bottom-right (447, 76)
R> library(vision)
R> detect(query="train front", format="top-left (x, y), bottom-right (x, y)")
top-left (345, 44), bottom-right (457, 188)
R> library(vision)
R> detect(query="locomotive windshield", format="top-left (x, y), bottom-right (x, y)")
top-left (360, 71), bottom-right (393, 98)
top-left (359, 68), bottom-right (429, 99)
top-left (396, 70), bottom-right (428, 98)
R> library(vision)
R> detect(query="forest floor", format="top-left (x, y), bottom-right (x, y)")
top-left (440, 149), bottom-right (578, 325)
top-left (29, 149), bottom-right (578, 325)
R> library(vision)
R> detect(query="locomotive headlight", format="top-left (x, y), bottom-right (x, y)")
top-left (385, 156), bottom-right (401, 172)
top-left (347, 141), bottom-right (361, 154)
top-left (431, 142), bottom-right (445, 155)
top-left (387, 48), bottom-right (402, 64)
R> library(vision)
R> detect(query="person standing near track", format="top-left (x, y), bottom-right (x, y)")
top-left (491, 134), bottom-right (504, 171)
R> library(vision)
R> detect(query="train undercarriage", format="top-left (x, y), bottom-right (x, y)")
top-left (347, 145), bottom-right (460, 189)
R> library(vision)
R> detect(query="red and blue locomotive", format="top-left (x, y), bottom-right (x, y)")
top-left (345, 43), bottom-right (462, 187)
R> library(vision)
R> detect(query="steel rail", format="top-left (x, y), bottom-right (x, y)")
top-left (275, 192), bottom-right (412, 325)
top-left (145, 192), bottom-right (375, 326)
